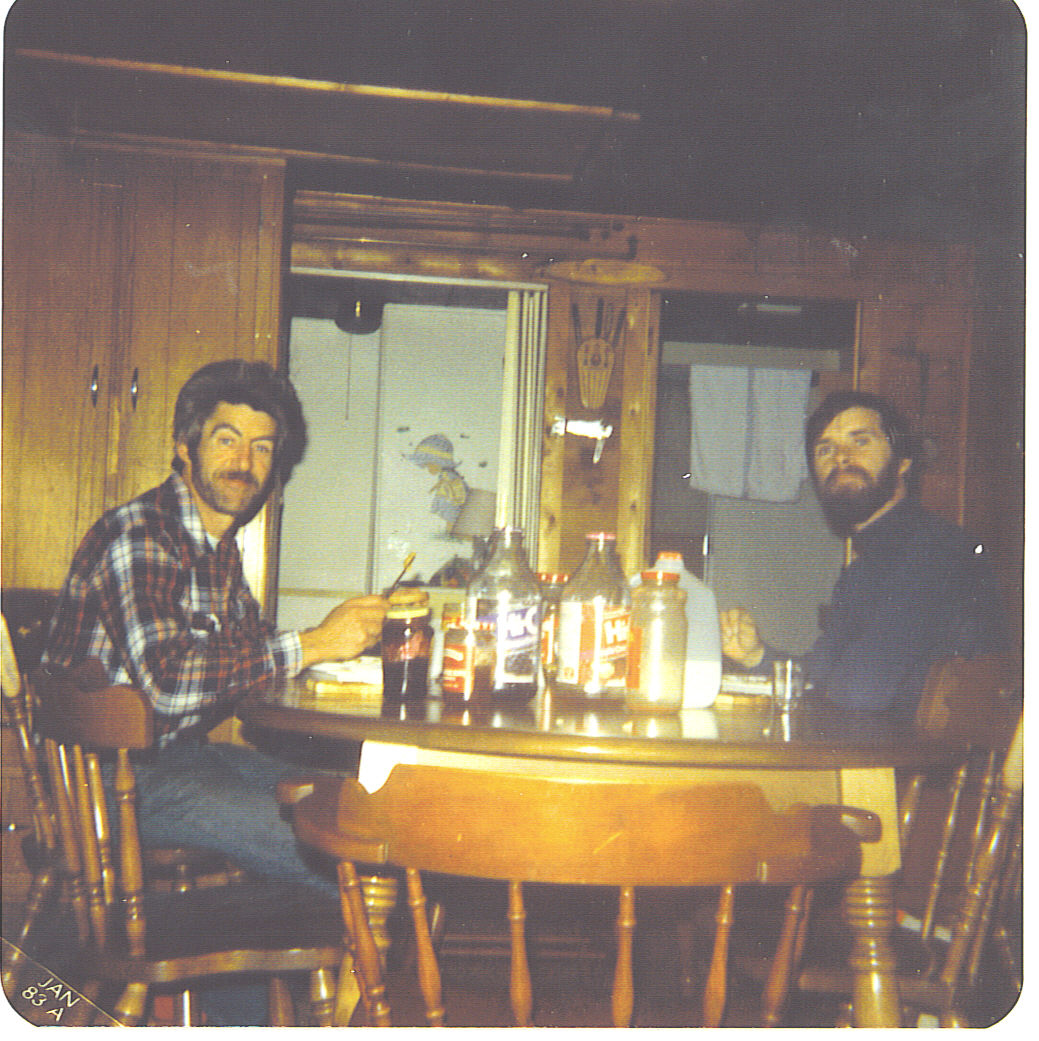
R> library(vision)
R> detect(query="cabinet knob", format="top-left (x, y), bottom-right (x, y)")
top-left (130, 368), bottom-right (139, 410)
top-left (89, 364), bottom-right (99, 407)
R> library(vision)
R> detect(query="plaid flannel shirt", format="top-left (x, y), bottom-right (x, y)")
top-left (43, 473), bottom-right (302, 746)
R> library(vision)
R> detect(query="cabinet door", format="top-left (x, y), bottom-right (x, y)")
top-left (2, 136), bottom-right (286, 591)
top-left (2, 140), bottom-right (128, 589)
top-left (114, 152), bottom-right (286, 507)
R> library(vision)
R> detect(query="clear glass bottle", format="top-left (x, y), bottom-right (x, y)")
top-left (625, 570), bottom-right (686, 712)
top-left (465, 526), bottom-right (541, 701)
top-left (555, 532), bottom-right (631, 698)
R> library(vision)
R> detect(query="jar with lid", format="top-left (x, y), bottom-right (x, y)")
top-left (536, 572), bottom-right (568, 688)
top-left (647, 550), bottom-right (722, 709)
top-left (381, 604), bottom-right (432, 701)
top-left (465, 526), bottom-right (541, 701)
top-left (625, 570), bottom-right (686, 712)
top-left (555, 532), bottom-right (631, 698)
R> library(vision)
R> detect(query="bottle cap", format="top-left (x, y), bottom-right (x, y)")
top-left (640, 570), bottom-right (680, 585)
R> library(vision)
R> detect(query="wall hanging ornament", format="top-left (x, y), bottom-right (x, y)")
top-left (572, 297), bottom-right (626, 411)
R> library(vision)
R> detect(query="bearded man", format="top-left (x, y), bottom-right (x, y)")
top-left (719, 390), bottom-right (1006, 714)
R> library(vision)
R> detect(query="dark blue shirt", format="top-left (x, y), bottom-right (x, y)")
top-left (802, 499), bottom-right (1006, 714)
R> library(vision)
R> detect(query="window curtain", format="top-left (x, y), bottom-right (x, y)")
top-left (688, 365), bottom-right (811, 502)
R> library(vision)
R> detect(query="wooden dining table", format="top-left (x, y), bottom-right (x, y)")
top-left (237, 679), bottom-right (969, 1028)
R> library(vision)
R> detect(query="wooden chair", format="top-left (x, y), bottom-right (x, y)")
top-left (287, 762), bottom-right (880, 1027)
top-left (25, 658), bottom-right (352, 1026)
top-left (2, 610), bottom-right (246, 1005)
top-left (762, 654), bottom-right (1023, 1027)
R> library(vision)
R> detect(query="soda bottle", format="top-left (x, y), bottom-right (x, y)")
top-left (555, 532), bottom-right (631, 698)
top-left (465, 526), bottom-right (541, 701)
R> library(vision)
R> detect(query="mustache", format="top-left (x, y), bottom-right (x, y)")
top-left (216, 470), bottom-right (259, 488)
top-left (824, 465), bottom-right (870, 488)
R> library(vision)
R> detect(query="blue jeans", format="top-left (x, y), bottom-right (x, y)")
top-left (127, 740), bottom-right (340, 899)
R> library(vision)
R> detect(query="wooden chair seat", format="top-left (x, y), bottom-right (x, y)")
top-left (289, 763), bottom-right (879, 1027)
top-left (77, 879), bottom-right (344, 982)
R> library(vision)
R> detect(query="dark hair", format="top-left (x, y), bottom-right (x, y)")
top-left (172, 360), bottom-right (307, 482)
top-left (804, 390), bottom-right (913, 474)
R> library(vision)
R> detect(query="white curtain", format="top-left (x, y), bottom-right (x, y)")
top-left (688, 365), bottom-right (811, 502)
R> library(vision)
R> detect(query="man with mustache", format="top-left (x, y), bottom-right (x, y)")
top-left (43, 360), bottom-right (388, 903)
top-left (719, 390), bottom-right (1006, 714)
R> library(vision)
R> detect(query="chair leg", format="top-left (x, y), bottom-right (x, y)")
top-left (612, 884), bottom-right (636, 1028)
top-left (268, 976), bottom-right (295, 1026)
top-left (333, 950), bottom-right (363, 1026)
top-left (338, 860), bottom-right (392, 1025)
top-left (762, 884), bottom-right (812, 1027)
top-left (703, 884), bottom-right (735, 1028)
top-left (308, 967), bottom-right (335, 1026)
top-left (507, 880), bottom-right (534, 1027)
top-left (1, 864), bottom-right (55, 993)
top-left (405, 868), bottom-right (445, 1025)
top-left (112, 981), bottom-right (149, 1026)
top-left (842, 876), bottom-right (902, 1027)
top-left (175, 988), bottom-right (201, 1025)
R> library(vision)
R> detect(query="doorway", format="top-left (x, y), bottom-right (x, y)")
top-left (276, 271), bottom-right (546, 633)
top-left (651, 292), bottom-right (856, 654)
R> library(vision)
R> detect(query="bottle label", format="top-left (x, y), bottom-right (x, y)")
top-left (557, 601), bottom-right (630, 692)
top-left (540, 607), bottom-right (559, 673)
top-left (382, 625), bottom-right (430, 663)
top-left (625, 625), bottom-right (644, 689)
top-left (473, 599), bottom-right (539, 685)
top-left (441, 631), bottom-right (472, 694)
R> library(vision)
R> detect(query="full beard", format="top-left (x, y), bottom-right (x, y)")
top-left (816, 458), bottom-right (900, 537)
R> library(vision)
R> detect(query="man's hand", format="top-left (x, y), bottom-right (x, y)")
top-left (719, 607), bottom-right (766, 669)
top-left (299, 594), bottom-right (389, 668)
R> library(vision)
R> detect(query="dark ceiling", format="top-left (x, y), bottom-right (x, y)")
top-left (3, 0), bottom-right (1027, 246)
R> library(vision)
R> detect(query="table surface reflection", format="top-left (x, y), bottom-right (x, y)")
top-left (237, 680), bottom-right (963, 772)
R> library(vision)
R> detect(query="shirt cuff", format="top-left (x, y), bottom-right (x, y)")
top-left (268, 629), bottom-right (304, 678)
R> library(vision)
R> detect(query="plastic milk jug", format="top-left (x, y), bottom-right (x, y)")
top-left (643, 551), bottom-right (721, 709)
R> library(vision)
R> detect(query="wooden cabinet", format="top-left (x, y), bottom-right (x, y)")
top-left (2, 134), bottom-right (286, 592)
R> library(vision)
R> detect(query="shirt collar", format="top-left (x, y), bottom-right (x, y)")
top-left (169, 471), bottom-right (217, 555)
top-left (851, 498), bottom-right (919, 559)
